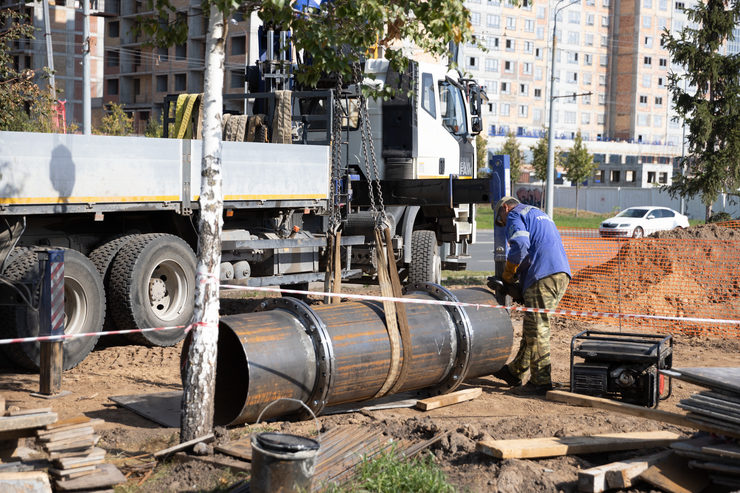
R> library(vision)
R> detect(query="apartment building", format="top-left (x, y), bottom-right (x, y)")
top-left (3, 0), bottom-right (105, 127)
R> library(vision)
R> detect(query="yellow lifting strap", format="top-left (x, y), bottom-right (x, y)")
top-left (174, 93), bottom-right (202, 139)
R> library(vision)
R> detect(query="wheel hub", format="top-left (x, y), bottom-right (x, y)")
top-left (149, 278), bottom-right (168, 302)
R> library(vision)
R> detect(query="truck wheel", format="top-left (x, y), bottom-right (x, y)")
top-left (109, 234), bottom-right (196, 346)
top-left (409, 230), bottom-right (441, 285)
top-left (0, 248), bottom-right (105, 371)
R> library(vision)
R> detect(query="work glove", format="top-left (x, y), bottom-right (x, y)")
top-left (502, 261), bottom-right (519, 284)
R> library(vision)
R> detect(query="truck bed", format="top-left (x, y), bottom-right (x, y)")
top-left (0, 131), bottom-right (330, 215)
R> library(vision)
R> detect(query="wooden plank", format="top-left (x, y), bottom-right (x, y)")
top-left (44, 435), bottom-right (99, 452)
top-left (153, 433), bottom-right (214, 459)
top-left (49, 447), bottom-right (95, 460)
top-left (54, 463), bottom-right (125, 491)
top-left (0, 413), bottom-right (57, 432)
top-left (546, 390), bottom-right (740, 439)
top-left (476, 431), bottom-right (681, 460)
top-left (415, 388), bottom-right (482, 411)
top-left (604, 450), bottom-right (673, 490)
top-left (38, 419), bottom-right (102, 437)
top-left (7, 407), bottom-right (52, 417)
top-left (171, 451), bottom-right (251, 473)
top-left (0, 395), bottom-right (5, 416)
top-left (54, 448), bottom-right (106, 469)
top-left (214, 437), bottom-right (252, 462)
top-left (577, 449), bottom-right (672, 492)
top-left (49, 465), bottom-right (97, 477)
top-left (39, 341), bottom-right (63, 396)
top-left (44, 416), bottom-right (92, 431)
top-left (639, 454), bottom-right (710, 493)
top-left (37, 427), bottom-right (93, 443)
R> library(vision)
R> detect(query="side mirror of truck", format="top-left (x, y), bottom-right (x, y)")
top-left (471, 116), bottom-right (482, 135)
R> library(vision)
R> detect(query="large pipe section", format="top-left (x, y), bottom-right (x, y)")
top-left (192, 283), bottom-right (513, 425)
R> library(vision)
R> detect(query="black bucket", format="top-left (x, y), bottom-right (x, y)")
top-left (250, 432), bottom-right (320, 493)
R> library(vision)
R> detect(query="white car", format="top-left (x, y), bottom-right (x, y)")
top-left (599, 206), bottom-right (689, 238)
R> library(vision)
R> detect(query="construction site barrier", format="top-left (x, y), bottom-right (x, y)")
top-left (559, 221), bottom-right (740, 338)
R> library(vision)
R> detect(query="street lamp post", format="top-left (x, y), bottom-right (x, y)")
top-left (545, 0), bottom-right (579, 217)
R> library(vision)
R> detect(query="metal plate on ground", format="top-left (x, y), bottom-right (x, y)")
top-left (678, 401), bottom-right (740, 426)
top-left (662, 368), bottom-right (740, 394)
top-left (109, 391), bottom-right (182, 428)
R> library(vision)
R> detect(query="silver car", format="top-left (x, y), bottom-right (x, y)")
top-left (599, 206), bottom-right (690, 238)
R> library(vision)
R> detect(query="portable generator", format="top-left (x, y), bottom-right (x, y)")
top-left (570, 330), bottom-right (673, 408)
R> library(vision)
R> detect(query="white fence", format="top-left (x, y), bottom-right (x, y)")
top-left (513, 184), bottom-right (740, 220)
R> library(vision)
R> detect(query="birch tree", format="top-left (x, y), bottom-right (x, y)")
top-left (144, 0), bottom-right (476, 442)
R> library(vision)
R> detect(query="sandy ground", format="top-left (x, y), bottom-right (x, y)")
top-left (0, 285), bottom-right (738, 492)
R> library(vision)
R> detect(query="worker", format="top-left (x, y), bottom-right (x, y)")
top-left (491, 196), bottom-right (571, 396)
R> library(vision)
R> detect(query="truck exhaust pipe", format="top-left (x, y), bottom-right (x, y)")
top-left (184, 284), bottom-right (513, 425)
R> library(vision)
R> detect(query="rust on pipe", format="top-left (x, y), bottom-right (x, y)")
top-left (185, 283), bottom-right (513, 425)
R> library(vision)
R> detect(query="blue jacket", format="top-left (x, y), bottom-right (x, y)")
top-left (506, 204), bottom-right (571, 292)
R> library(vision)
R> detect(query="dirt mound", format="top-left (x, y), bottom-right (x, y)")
top-left (564, 223), bottom-right (740, 332)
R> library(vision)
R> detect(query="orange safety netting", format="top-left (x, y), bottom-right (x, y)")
top-left (558, 222), bottom-right (740, 338)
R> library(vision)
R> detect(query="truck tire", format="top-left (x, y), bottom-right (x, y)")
top-left (0, 248), bottom-right (105, 371)
top-left (89, 234), bottom-right (140, 331)
top-left (108, 234), bottom-right (196, 347)
top-left (408, 230), bottom-right (441, 285)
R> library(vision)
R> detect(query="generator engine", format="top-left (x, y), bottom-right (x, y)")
top-left (570, 331), bottom-right (673, 408)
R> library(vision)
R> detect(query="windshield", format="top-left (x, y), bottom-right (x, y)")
top-left (439, 81), bottom-right (468, 136)
top-left (616, 208), bottom-right (649, 218)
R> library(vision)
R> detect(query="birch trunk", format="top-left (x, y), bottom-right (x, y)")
top-left (180, 5), bottom-right (225, 443)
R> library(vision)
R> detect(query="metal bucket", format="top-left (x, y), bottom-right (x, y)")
top-left (250, 432), bottom-right (319, 493)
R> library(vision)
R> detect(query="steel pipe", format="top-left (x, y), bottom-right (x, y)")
top-left (189, 283), bottom-right (513, 425)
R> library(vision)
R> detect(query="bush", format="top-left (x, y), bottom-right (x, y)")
top-left (707, 212), bottom-right (733, 223)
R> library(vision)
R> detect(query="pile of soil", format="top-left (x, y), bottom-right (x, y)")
top-left (563, 224), bottom-right (740, 334)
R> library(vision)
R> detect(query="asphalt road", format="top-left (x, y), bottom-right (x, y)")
top-left (466, 229), bottom-right (495, 272)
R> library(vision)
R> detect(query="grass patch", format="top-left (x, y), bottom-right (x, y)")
top-left (478, 205), bottom-right (611, 230)
top-left (441, 270), bottom-right (493, 285)
top-left (324, 448), bottom-right (455, 493)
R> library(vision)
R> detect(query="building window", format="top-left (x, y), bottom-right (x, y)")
top-left (647, 171), bottom-right (656, 183)
top-left (655, 96), bottom-right (663, 105)
top-left (659, 58), bottom-right (667, 67)
top-left (625, 170), bottom-right (636, 182)
top-left (230, 70), bottom-right (244, 89)
top-left (501, 81), bottom-right (510, 94)
top-left (598, 93), bottom-right (606, 104)
top-left (594, 169), bottom-right (604, 183)
top-left (524, 41), bottom-right (533, 54)
top-left (487, 14), bottom-right (500, 27)
top-left (504, 61), bottom-right (514, 73)
top-left (599, 74), bottom-right (607, 86)
top-left (467, 56), bottom-right (478, 69)
top-left (597, 113), bottom-right (605, 124)
top-left (654, 115), bottom-right (663, 127)
top-left (583, 73), bottom-right (592, 85)
top-left (505, 39), bottom-right (515, 51)
top-left (600, 54), bottom-right (608, 66)
top-left (564, 111), bottom-right (576, 124)
top-left (485, 58), bottom-right (499, 72)
top-left (470, 12), bottom-right (480, 26)
top-left (231, 35), bottom-right (246, 56)
top-left (639, 95), bottom-right (648, 105)
top-left (584, 54), bottom-right (592, 65)
top-left (601, 15), bottom-right (609, 27)
top-left (108, 21), bottom-right (119, 38)
top-left (659, 0), bottom-right (668, 9)
top-left (156, 75), bottom-right (167, 92)
top-left (583, 94), bottom-right (591, 104)
top-left (524, 19), bottom-right (534, 32)
top-left (601, 35), bottom-right (608, 47)
top-left (535, 66), bottom-right (543, 80)
top-left (518, 105), bottom-right (528, 117)
top-left (506, 16), bottom-right (516, 29)
top-left (586, 14), bottom-right (594, 25)
top-left (581, 112), bottom-right (591, 124)
top-left (534, 108), bottom-right (543, 121)
top-left (658, 172), bottom-right (668, 184)
top-left (501, 103), bottom-right (510, 116)
top-left (642, 16), bottom-right (652, 28)
top-left (488, 37), bottom-right (499, 50)
top-left (644, 56), bottom-right (652, 66)
top-left (642, 75), bottom-right (651, 88)
top-left (645, 36), bottom-right (653, 48)
top-left (638, 114), bottom-right (649, 126)
top-left (567, 72), bottom-right (578, 83)
top-left (675, 2), bottom-right (684, 10)
top-left (535, 47), bottom-right (542, 59)
top-left (657, 77), bottom-right (664, 87)
top-left (134, 78), bottom-right (141, 95)
top-left (585, 33), bottom-right (594, 46)
top-left (567, 52), bottom-right (579, 63)
top-left (644, 0), bottom-right (652, 8)
top-left (534, 88), bottom-right (542, 98)
top-left (537, 5), bottom-right (545, 18)
top-left (536, 26), bottom-right (545, 39)
top-left (107, 79), bottom-right (119, 95)
top-left (175, 73), bottom-right (187, 91)
top-left (567, 31), bottom-right (580, 44)
top-left (568, 11), bottom-right (580, 23)
top-left (519, 83), bottom-right (528, 95)
top-left (611, 170), bottom-right (620, 183)
top-left (175, 43), bottom-right (186, 61)
top-left (523, 62), bottom-right (532, 74)
top-left (106, 50), bottom-right (119, 67)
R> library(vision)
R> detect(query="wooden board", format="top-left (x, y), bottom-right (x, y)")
top-left (546, 390), bottom-right (740, 439)
top-left (153, 433), bottom-right (214, 459)
top-left (49, 446), bottom-right (95, 460)
top-left (109, 391), bottom-right (182, 428)
top-left (579, 451), bottom-right (672, 493)
top-left (416, 388), bottom-right (482, 411)
top-left (44, 435), bottom-right (99, 452)
top-left (7, 407), bottom-right (52, 417)
top-left (476, 431), bottom-right (680, 459)
top-left (639, 454), bottom-right (710, 493)
top-left (0, 413), bottom-right (57, 432)
top-left (54, 463), bottom-right (125, 491)
top-left (44, 416), bottom-right (92, 431)
top-left (38, 419), bottom-right (102, 437)
top-left (37, 427), bottom-right (94, 443)
top-left (49, 465), bottom-right (97, 477)
top-left (55, 448), bottom-right (106, 469)
top-left (172, 451), bottom-right (251, 473)
top-left (214, 436), bottom-right (252, 462)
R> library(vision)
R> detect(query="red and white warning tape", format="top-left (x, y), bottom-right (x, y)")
top-left (0, 283), bottom-right (737, 347)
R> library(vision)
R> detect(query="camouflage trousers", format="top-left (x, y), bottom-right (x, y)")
top-left (508, 272), bottom-right (570, 386)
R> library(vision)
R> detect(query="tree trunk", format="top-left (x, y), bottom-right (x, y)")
top-left (705, 203), bottom-right (712, 223)
top-left (575, 184), bottom-right (580, 218)
top-left (180, 5), bottom-right (226, 443)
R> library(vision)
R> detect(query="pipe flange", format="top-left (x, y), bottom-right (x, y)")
top-left (403, 282), bottom-right (473, 396)
top-left (254, 297), bottom-right (334, 418)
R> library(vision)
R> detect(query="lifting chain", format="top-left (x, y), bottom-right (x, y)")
top-left (328, 73), bottom-right (344, 233)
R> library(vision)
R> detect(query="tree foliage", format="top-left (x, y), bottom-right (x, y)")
top-left (475, 134), bottom-right (487, 175)
top-left (563, 130), bottom-right (595, 217)
top-left (94, 102), bottom-right (134, 136)
top-left (0, 9), bottom-right (56, 132)
top-left (530, 129), bottom-right (562, 183)
top-left (661, 0), bottom-right (740, 219)
top-left (496, 131), bottom-right (523, 189)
